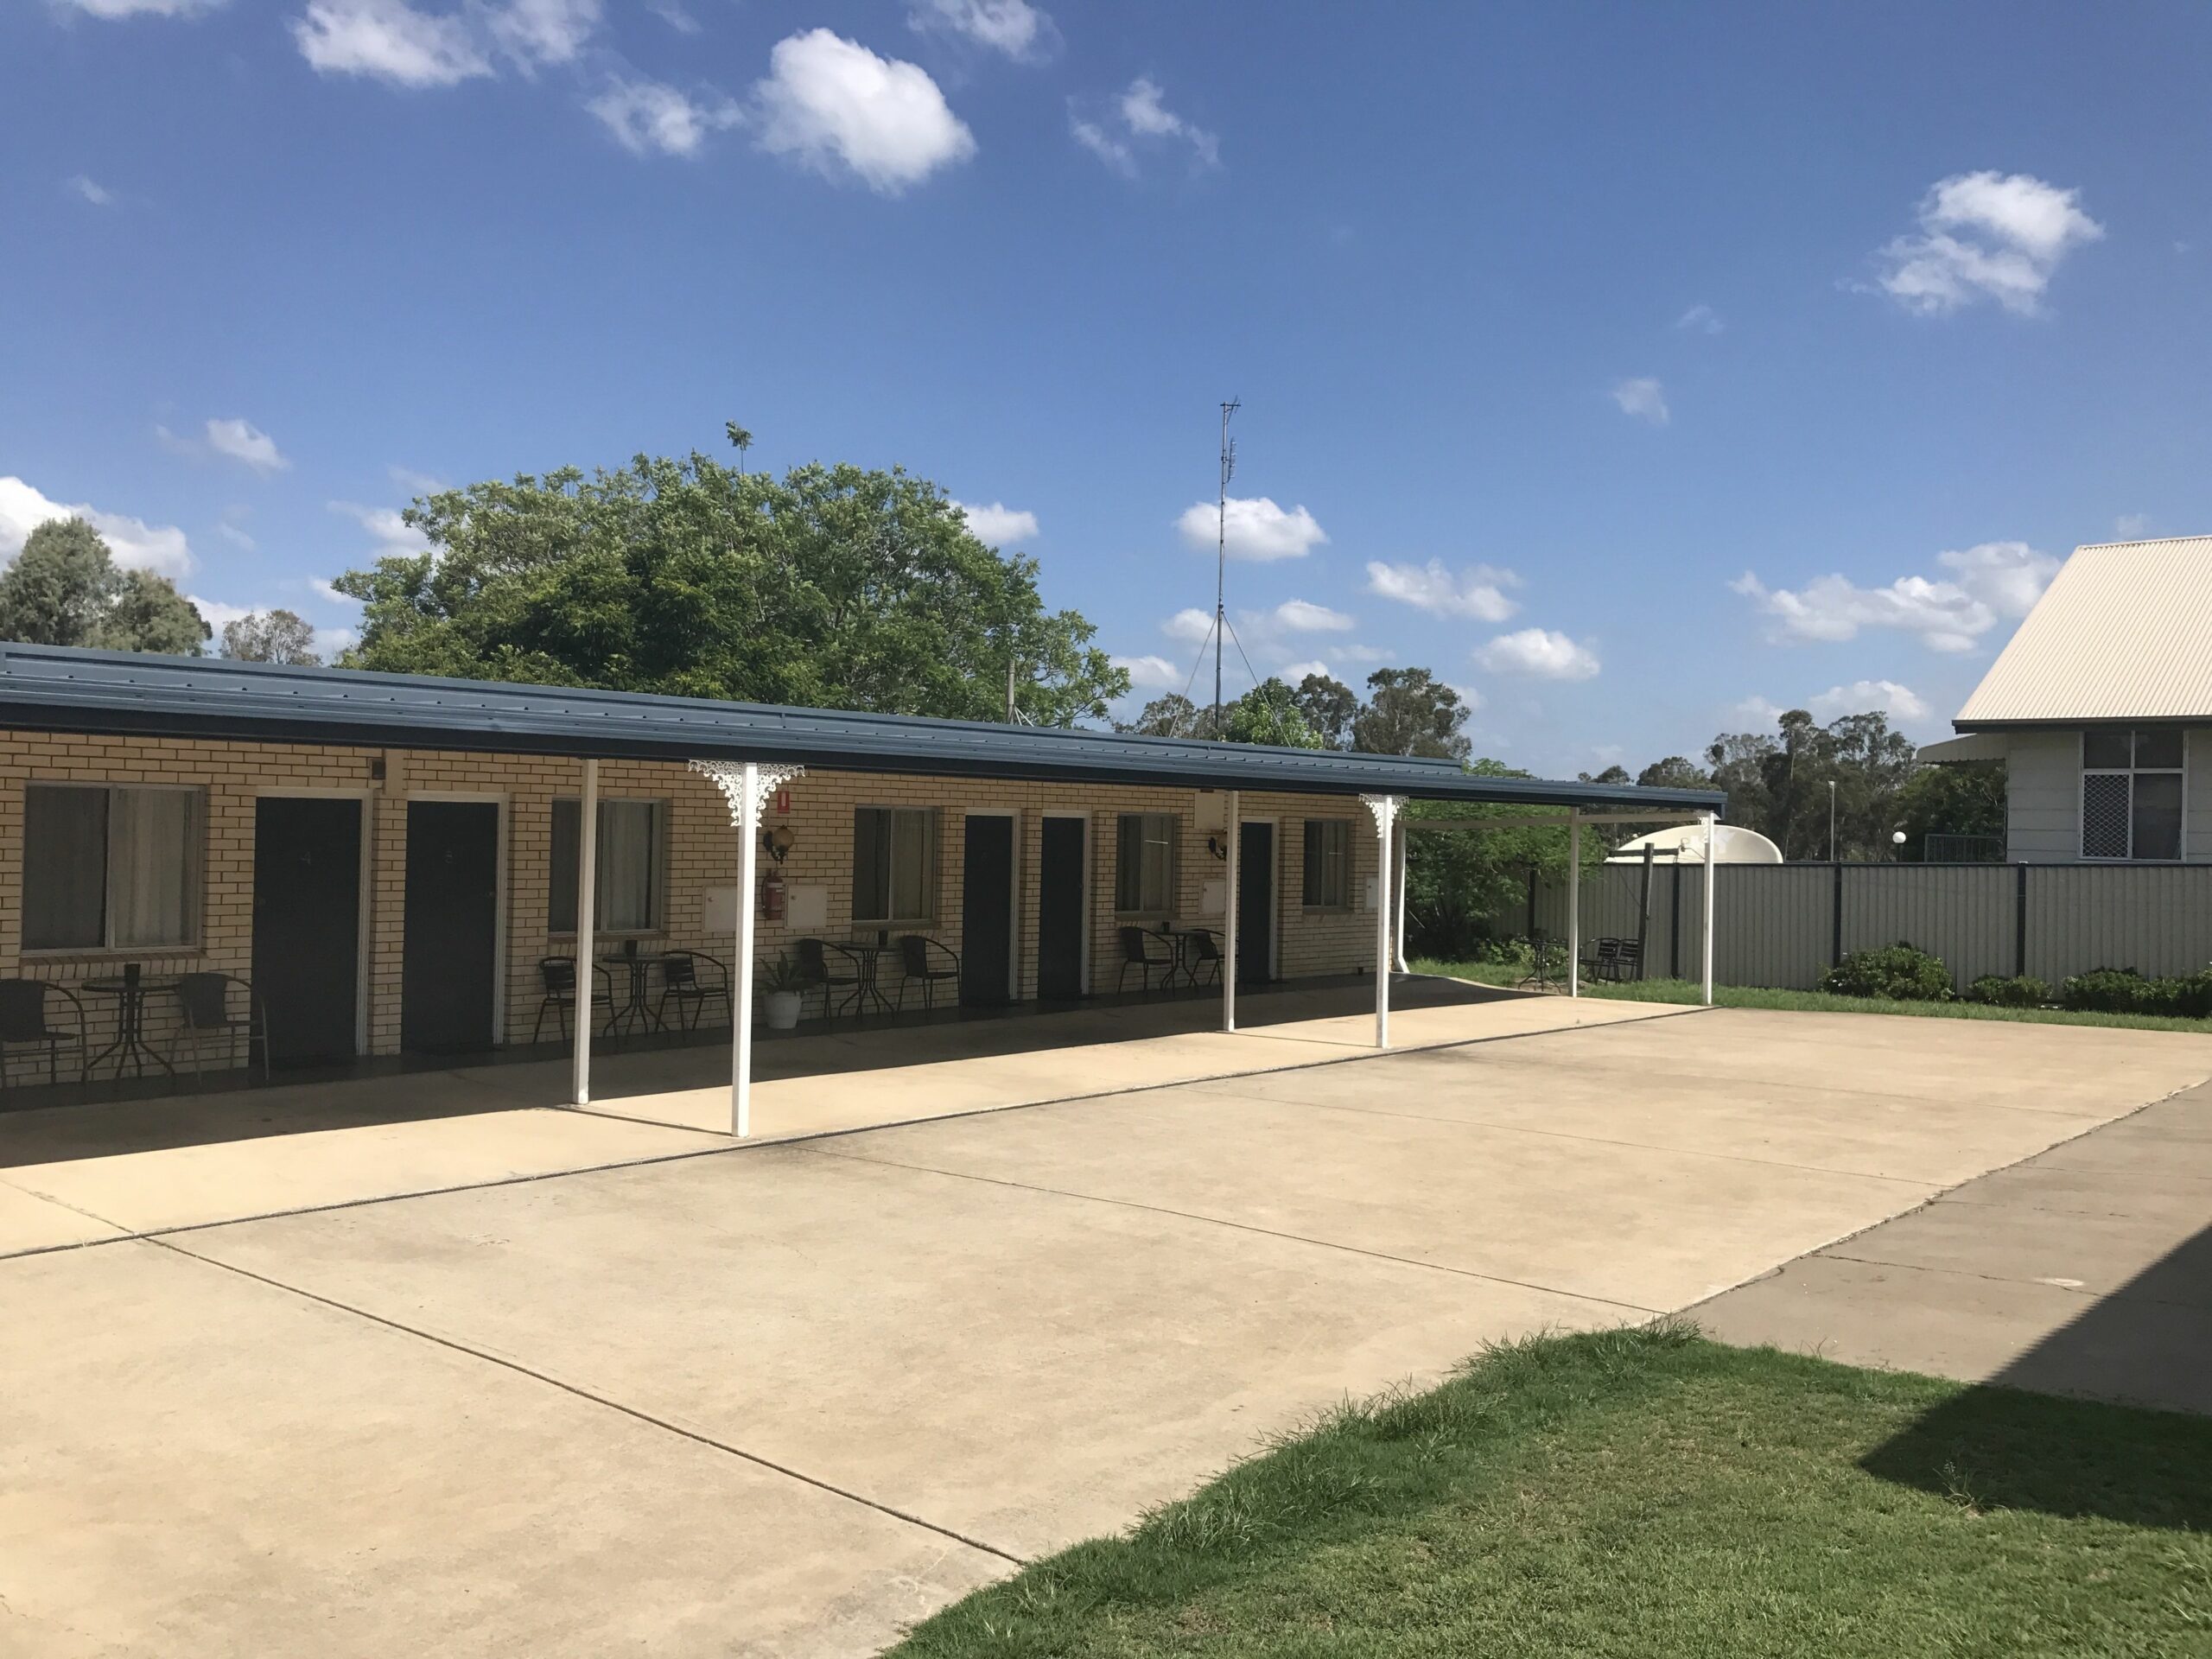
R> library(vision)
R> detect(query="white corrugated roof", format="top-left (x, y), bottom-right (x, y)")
top-left (1956, 536), bottom-right (2212, 726)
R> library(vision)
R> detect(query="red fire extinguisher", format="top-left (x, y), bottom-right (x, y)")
top-left (760, 867), bottom-right (786, 922)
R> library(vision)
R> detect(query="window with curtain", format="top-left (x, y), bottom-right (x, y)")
top-left (852, 807), bottom-right (936, 924)
top-left (1302, 819), bottom-right (1353, 908)
top-left (22, 783), bottom-right (201, 951)
top-left (550, 798), bottom-right (664, 932)
top-left (2081, 729), bottom-right (2183, 861)
top-left (1115, 812), bottom-right (1177, 913)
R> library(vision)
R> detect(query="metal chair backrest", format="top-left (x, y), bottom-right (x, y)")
top-left (539, 957), bottom-right (577, 995)
top-left (177, 973), bottom-right (232, 1030)
top-left (663, 953), bottom-right (698, 989)
top-left (1118, 927), bottom-right (1154, 964)
top-left (1187, 931), bottom-right (1221, 962)
top-left (796, 938), bottom-right (829, 981)
top-left (0, 980), bottom-right (49, 1041)
top-left (898, 935), bottom-right (933, 976)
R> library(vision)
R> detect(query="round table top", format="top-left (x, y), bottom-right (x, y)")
top-left (82, 975), bottom-right (182, 995)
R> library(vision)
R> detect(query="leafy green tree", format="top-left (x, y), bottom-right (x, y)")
top-left (1578, 764), bottom-right (1631, 785)
top-left (1221, 678), bottom-right (1322, 747)
top-left (1700, 707), bottom-right (1916, 859)
top-left (0, 518), bottom-right (208, 654)
top-left (1402, 760), bottom-right (1603, 955)
top-left (1895, 760), bottom-right (2006, 859)
top-left (219, 608), bottom-right (321, 664)
top-left (1637, 755), bottom-right (1713, 791)
top-left (1119, 692), bottom-right (1200, 737)
top-left (334, 444), bottom-right (1126, 725)
top-left (1292, 672), bottom-right (1357, 749)
top-left (1351, 666), bottom-right (1472, 760)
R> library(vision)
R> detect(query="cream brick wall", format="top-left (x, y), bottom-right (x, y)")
top-left (0, 730), bottom-right (1395, 1060)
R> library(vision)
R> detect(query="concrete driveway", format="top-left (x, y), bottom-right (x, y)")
top-left (5, 1003), bottom-right (2209, 1657)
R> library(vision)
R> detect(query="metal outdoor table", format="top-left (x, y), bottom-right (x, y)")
top-left (599, 950), bottom-right (671, 1039)
top-left (82, 965), bottom-right (179, 1080)
top-left (841, 939), bottom-right (898, 1016)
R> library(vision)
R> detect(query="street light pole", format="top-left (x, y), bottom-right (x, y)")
top-left (1828, 779), bottom-right (1837, 863)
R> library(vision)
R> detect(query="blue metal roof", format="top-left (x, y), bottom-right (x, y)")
top-left (0, 645), bottom-right (1725, 811)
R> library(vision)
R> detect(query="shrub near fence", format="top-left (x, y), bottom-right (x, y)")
top-left (1491, 862), bottom-right (2212, 994)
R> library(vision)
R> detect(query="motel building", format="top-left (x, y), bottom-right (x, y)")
top-left (0, 645), bottom-right (1721, 1129)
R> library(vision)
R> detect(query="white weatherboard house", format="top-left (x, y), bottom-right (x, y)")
top-left (1924, 535), bottom-right (2212, 863)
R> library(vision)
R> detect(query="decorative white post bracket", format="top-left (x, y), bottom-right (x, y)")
top-left (1360, 793), bottom-right (1405, 1048)
top-left (690, 758), bottom-right (806, 1137)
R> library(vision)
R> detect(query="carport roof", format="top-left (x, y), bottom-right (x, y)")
top-left (0, 644), bottom-right (1725, 810)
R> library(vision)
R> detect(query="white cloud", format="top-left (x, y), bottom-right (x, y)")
top-left (2114, 512), bottom-right (2152, 538)
top-left (1476, 627), bottom-right (1600, 681)
top-left (752, 29), bottom-right (976, 194)
top-left (1072, 77), bottom-right (1217, 174)
top-left (53, 0), bottom-right (223, 15)
top-left (1120, 78), bottom-right (1217, 168)
top-left (0, 476), bottom-right (194, 577)
top-left (1732, 694), bottom-right (1786, 727)
top-left (1276, 660), bottom-right (1329, 684)
top-left (1675, 303), bottom-right (1723, 334)
top-left (1175, 496), bottom-right (1327, 562)
top-left (1112, 653), bottom-right (1181, 691)
top-left (1869, 170), bottom-right (2103, 317)
top-left (908, 0), bottom-right (1054, 60)
top-left (388, 465), bottom-right (446, 495)
top-left (588, 79), bottom-right (740, 157)
top-left (952, 500), bottom-right (1039, 543)
top-left (315, 625), bottom-right (360, 656)
top-left (186, 594), bottom-right (257, 632)
top-left (1068, 113), bottom-right (1134, 176)
top-left (1258, 598), bottom-right (1353, 633)
top-left (310, 576), bottom-right (353, 605)
top-left (218, 521), bottom-right (257, 552)
top-left (1363, 559), bottom-right (1520, 622)
top-left (204, 417), bottom-right (290, 474)
top-left (1732, 539), bottom-right (2059, 653)
top-left (1610, 377), bottom-right (1669, 425)
top-left (66, 175), bottom-right (114, 206)
top-left (329, 499), bottom-right (430, 558)
top-left (1160, 607), bottom-right (1214, 644)
top-left (1807, 679), bottom-right (1930, 722)
top-left (645, 0), bottom-right (697, 31)
top-left (292, 0), bottom-right (491, 87)
top-left (487, 0), bottom-right (599, 67)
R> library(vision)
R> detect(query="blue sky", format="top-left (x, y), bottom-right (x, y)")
top-left (5, 1), bottom-right (2209, 776)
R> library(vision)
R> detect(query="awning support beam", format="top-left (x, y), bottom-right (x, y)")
top-left (569, 756), bottom-right (598, 1106)
top-left (1222, 790), bottom-right (1239, 1033)
top-left (1361, 793), bottom-right (1405, 1047)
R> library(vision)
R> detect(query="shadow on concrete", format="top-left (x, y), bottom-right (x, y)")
top-left (0, 974), bottom-right (1516, 1166)
top-left (1861, 1222), bottom-right (2212, 1528)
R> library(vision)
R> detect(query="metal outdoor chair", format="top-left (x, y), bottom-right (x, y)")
top-left (0, 979), bottom-right (87, 1087)
top-left (1180, 928), bottom-right (1224, 988)
top-left (1606, 938), bottom-right (1644, 982)
top-left (654, 949), bottom-right (731, 1032)
top-left (168, 971), bottom-right (271, 1083)
top-left (1117, 926), bottom-right (1175, 994)
top-left (895, 935), bottom-right (962, 1012)
top-left (1581, 937), bottom-right (1621, 983)
top-left (796, 937), bottom-right (863, 1018)
top-left (532, 956), bottom-right (614, 1044)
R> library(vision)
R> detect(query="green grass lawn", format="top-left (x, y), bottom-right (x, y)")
top-left (890, 1328), bottom-right (2212, 1658)
top-left (1411, 957), bottom-right (2212, 1034)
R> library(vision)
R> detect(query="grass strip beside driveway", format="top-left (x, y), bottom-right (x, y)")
top-left (1414, 959), bottom-right (2212, 1034)
top-left (889, 1327), bottom-right (2212, 1658)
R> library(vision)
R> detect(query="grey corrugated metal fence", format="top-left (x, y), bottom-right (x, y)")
top-left (1489, 862), bottom-right (2212, 990)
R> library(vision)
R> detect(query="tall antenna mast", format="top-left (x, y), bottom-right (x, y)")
top-left (1215, 397), bottom-right (1239, 736)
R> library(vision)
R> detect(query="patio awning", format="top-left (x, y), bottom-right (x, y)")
top-left (0, 645), bottom-right (1726, 812)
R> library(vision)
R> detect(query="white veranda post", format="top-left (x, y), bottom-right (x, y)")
top-left (1700, 811), bottom-right (1717, 1007)
top-left (690, 758), bottom-right (806, 1137)
top-left (1222, 790), bottom-right (1239, 1033)
top-left (1360, 793), bottom-right (1404, 1049)
top-left (1393, 822), bottom-right (1409, 974)
top-left (569, 757), bottom-right (599, 1107)
top-left (1567, 813), bottom-right (1581, 999)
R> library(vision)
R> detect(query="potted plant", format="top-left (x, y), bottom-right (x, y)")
top-left (759, 952), bottom-right (809, 1031)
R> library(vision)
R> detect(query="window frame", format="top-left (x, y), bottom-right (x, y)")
top-left (549, 796), bottom-right (669, 937)
top-left (20, 780), bottom-right (207, 956)
top-left (851, 805), bottom-right (939, 927)
top-left (2080, 729), bottom-right (2186, 862)
top-left (1300, 817), bottom-right (1355, 911)
top-left (1114, 811), bottom-right (1179, 918)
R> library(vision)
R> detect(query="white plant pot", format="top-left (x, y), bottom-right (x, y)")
top-left (764, 991), bottom-right (804, 1031)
